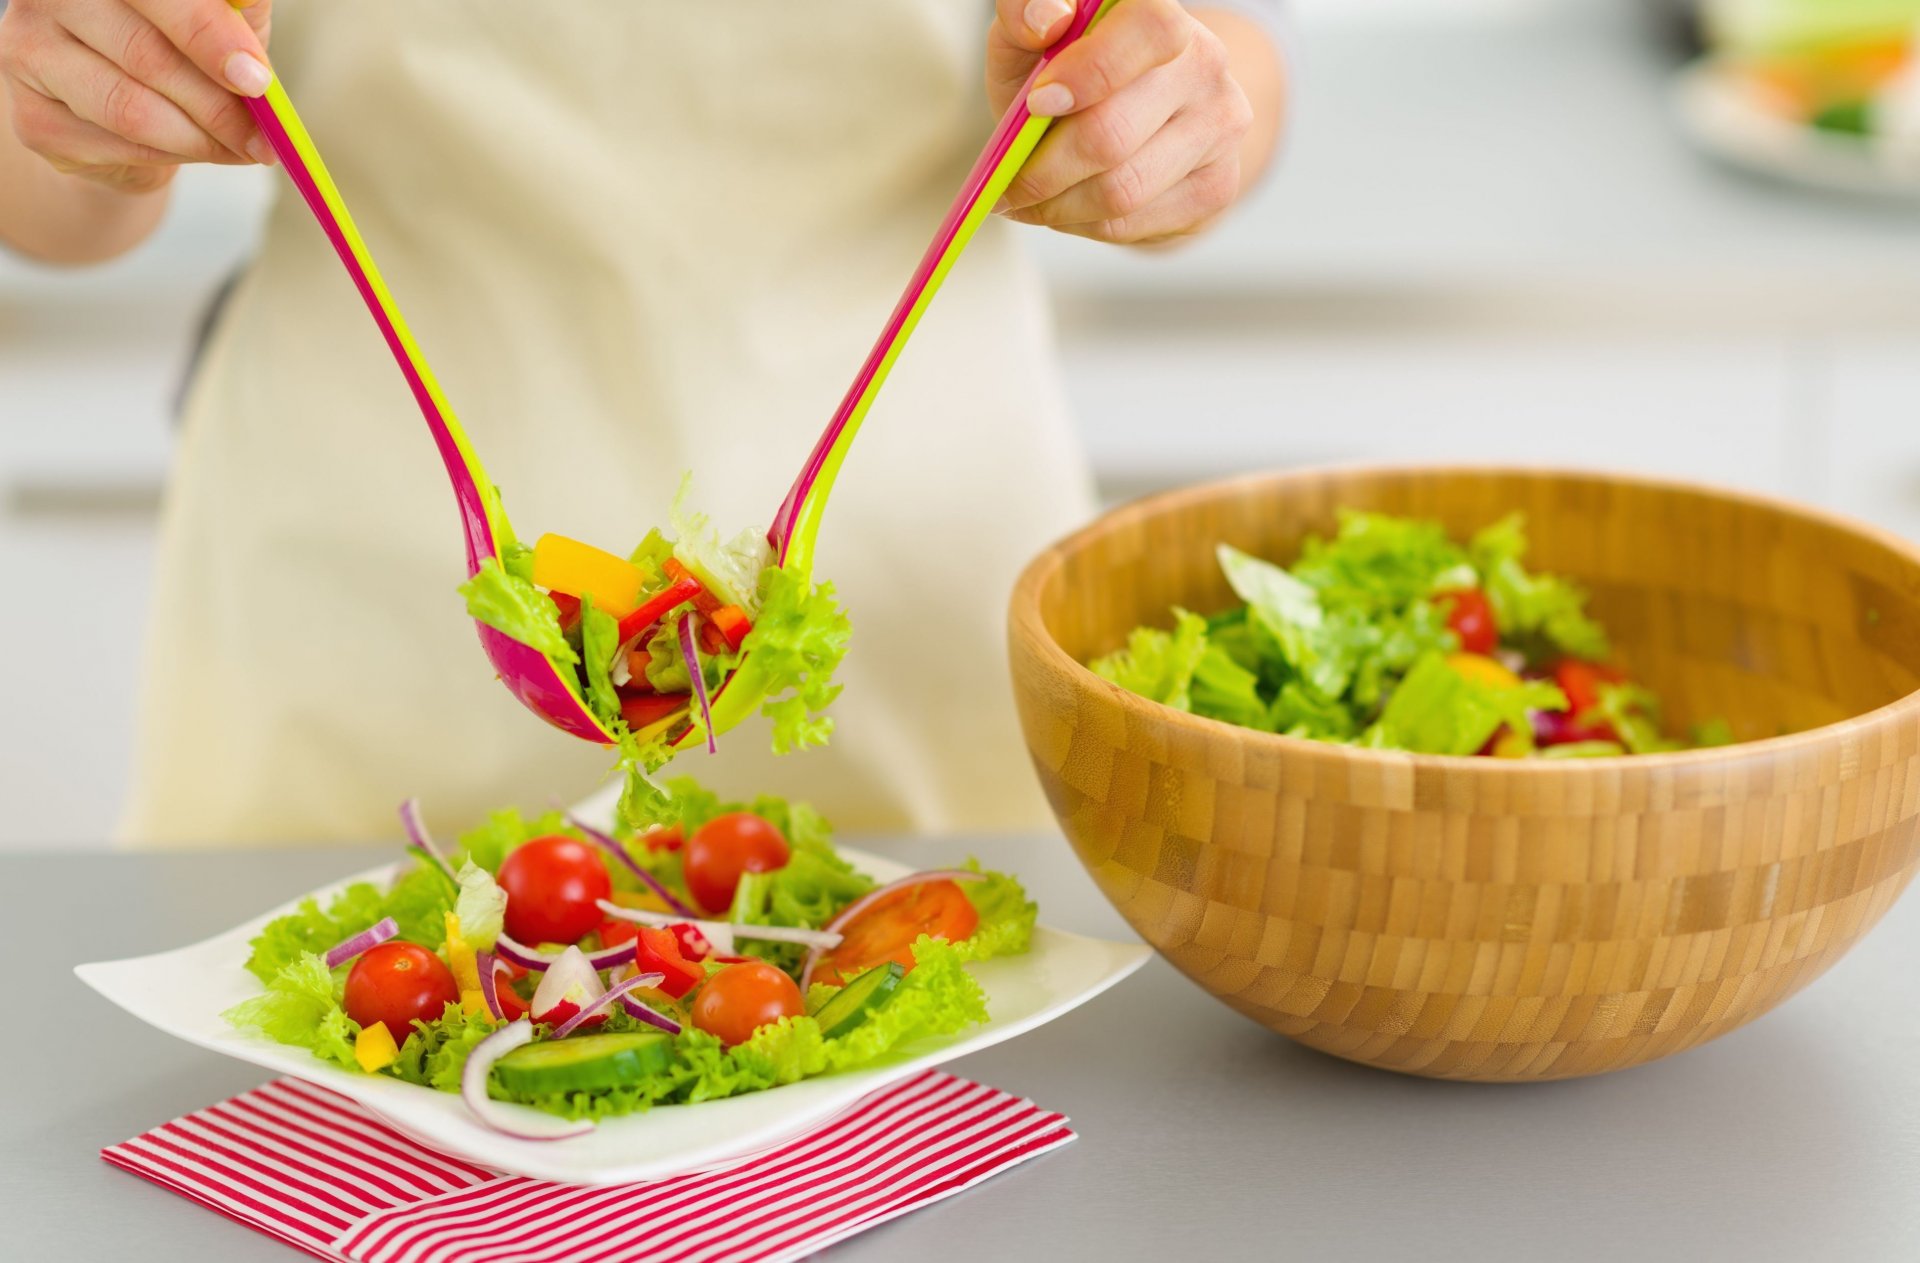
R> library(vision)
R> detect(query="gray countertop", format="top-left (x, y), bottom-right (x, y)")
top-left (12, 831), bottom-right (1920, 1261)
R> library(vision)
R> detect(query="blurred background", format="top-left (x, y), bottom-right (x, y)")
top-left (5, 0), bottom-right (1920, 848)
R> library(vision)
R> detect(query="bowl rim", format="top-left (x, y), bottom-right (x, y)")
top-left (1010, 461), bottom-right (1920, 777)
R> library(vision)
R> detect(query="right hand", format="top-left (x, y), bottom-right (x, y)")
top-left (0, 0), bottom-right (274, 194)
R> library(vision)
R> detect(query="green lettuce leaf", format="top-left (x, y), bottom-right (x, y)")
top-left (953, 867), bottom-right (1037, 964)
top-left (453, 860), bottom-right (507, 949)
top-left (391, 1001), bottom-right (499, 1091)
top-left (457, 557), bottom-right (578, 666)
top-left (453, 806), bottom-right (568, 873)
top-left (1291, 511), bottom-right (1472, 612)
top-left (1089, 608), bottom-right (1209, 710)
top-left (579, 603), bottom-right (625, 729)
top-left (244, 859), bottom-right (455, 983)
top-left (1189, 642), bottom-right (1271, 731)
top-left (1469, 515), bottom-right (1610, 661)
top-left (1369, 652), bottom-right (1567, 756)
top-left (743, 565), bottom-right (853, 756)
top-left (223, 953), bottom-right (360, 1070)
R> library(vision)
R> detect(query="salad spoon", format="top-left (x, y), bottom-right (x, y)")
top-left (243, 0), bottom-right (1115, 753)
top-left (244, 85), bottom-right (619, 743)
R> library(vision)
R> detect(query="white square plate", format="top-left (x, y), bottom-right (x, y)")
top-left (76, 847), bottom-right (1149, 1185)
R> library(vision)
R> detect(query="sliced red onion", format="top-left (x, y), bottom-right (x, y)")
top-left (460, 1021), bottom-right (594, 1140)
top-left (678, 614), bottom-right (718, 754)
top-left (494, 934), bottom-right (633, 973)
top-left (619, 993), bottom-right (683, 1035)
top-left (476, 949), bottom-right (507, 1021)
top-left (397, 798), bottom-right (457, 883)
top-left (594, 900), bottom-right (838, 949)
top-left (799, 870), bottom-right (988, 989)
top-left (323, 917), bottom-right (397, 970)
top-left (530, 945), bottom-right (607, 1027)
top-left (567, 816), bottom-right (698, 917)
top-left (550, 971), bottom-right (666, 1038)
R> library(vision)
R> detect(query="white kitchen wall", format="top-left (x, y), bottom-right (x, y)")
top-left (3, 0), bottom-right (1917, 847)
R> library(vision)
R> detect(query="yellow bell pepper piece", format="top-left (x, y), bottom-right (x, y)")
top-left (444, 912), bottom-right (482, 995)
top-left (1447, 653), bottom-right (1523, 691)
top-left (610, 888), bottom-right (672, 915)
top-left (355, 1021), bottom-right (400, 1073)
top-left (531, 534), bottom-right (646, 619)
top-left (1491, 728), bottom-right (1534, 759)
top-left (461, 989), bottom-right (488, 1017)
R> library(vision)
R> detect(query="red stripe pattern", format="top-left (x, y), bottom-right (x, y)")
top-left (103, 1072), bottom-right (1072, 1263)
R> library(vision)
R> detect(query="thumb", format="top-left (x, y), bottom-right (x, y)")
top-left (992, 0), bottom-right (1076, 54)
top-left (231, 0), bottom-right (274, 47)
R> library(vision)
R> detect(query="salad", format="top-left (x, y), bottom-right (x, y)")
top-left (225, 779), bottom-right (1035, 1139)
top-left (458, 478), bottom-right (852, 828)
top-left (1090, 511), bottom-right (1733, 758)
top-left (1708, 2), bottom-right (1920, 138)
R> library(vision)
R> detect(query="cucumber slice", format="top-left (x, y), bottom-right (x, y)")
top-left (813, 961), bottom-right (907, 1039)
top-left (493, 1031), bottom-right (674, 1095)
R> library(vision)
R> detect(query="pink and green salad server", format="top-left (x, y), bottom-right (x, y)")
top-left (242, 0), bottom-right (1116, 751)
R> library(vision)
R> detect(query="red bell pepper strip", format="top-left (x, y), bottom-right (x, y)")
top-left (636, 925), bottom-right (703, 998)
top-left (620, 691), bottom-right (690, 732)
top-left (548, 591), bottom-right (583, 635)
top-left (668, 921), bottom-right (716, 962)
top-left (616, 575), bottom-right (703, 644)
top-left (709, 605), bottom-right (752, 652)
top-left (663, 559), bottom-right (723, 615)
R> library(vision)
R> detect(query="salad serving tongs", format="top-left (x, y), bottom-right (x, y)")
top-left (243, 0), bottom-right (1116, 752)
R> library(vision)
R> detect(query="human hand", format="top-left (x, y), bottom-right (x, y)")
top-left (987, 0), bottom-right (1254, 244)
top-left (0, 0), bottom-right (273, 194)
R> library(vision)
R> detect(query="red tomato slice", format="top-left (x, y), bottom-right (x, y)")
top-left (812, 880), bottom-right (980, 989)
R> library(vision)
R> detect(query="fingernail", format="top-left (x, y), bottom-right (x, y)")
top-left (1025, 0), bottom-right (1072, 38)
top-left (224, 52), bottom-right (272, 97)
top-left (1028, 83), bottom-right (1074, 116)
top-left (247, 134), bottom-right (277, 166)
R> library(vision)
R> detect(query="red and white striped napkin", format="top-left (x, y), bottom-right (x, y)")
top-left (102, 1071), bottom-right (1072, 1263)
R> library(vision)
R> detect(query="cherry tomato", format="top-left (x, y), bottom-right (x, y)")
top-left (635, 925), bottom-right (703, 998)
top-left (812, 879), bottom-right (980, 988)
top-left (1552, 659), bottom-right (1625, 718)
top-left (683, 813), bottom-right (791, 914)
top-left (690, 961), bottom-right (804, 1047)
top-left (343, 943), bottom-right (460, 1035)
top-left (497, 835), bottom-right (612, 945)
top-left (1437, 588), bottom-right (1498, 655)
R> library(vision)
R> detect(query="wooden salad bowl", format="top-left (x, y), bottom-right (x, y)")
top-left (1008, 466), bottom-right (1920, 1081)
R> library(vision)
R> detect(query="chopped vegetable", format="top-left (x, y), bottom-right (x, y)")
top-left (355, 1022), bottom-right (400, 1073)
top-left (322, 917), bottom-right (398, 971)
top-left (529, 945), bottom-right (609, 1030)
top-left (460, 1021), bottom-right (595, 1140)
top-left (530, 534), bottom-right (648, 619)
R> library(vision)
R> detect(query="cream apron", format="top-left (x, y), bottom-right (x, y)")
top-left (124, 0), bottom-right (1097, 846)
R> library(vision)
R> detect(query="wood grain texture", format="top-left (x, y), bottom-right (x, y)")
top-left (1008, 466), bottom-right (1920, 1081)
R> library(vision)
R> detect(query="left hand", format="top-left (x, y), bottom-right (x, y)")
top-left (988, 0), bottom-right (1253, 245)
